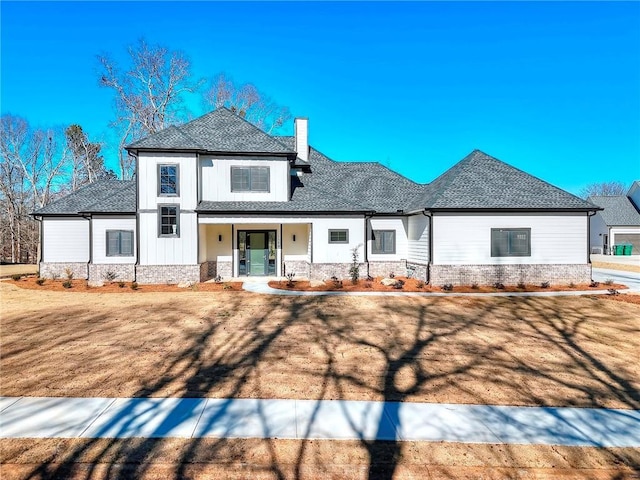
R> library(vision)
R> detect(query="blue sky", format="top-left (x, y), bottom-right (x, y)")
top-left (2, 1), bottom-right (639, 195)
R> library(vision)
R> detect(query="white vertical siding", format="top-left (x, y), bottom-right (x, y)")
top-left (407, 214), bottom-right (430, 264)
top-left (43, 217), bottom-right (89, 262)
top-left (138, 152), bottom-right (198, 210)
top-left (92, 216), bottom-right (136, 264)
top-left (433, 213), bottom-right (588, 265)
top-left (200, 156), bottom-right (289, 202)
top-left (311, 216), bottom-right (365, 263)
top-left (367, 217), bottom-right (408, 261)
top-left (139, 211), bottom-right (198, 265)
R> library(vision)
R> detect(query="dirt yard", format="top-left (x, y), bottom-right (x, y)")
top-left (1, 281), bottom-right (639, 479)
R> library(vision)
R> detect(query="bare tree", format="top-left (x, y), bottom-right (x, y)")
top-left (203, 73), bottom-right (291, 134)
top-left (97, 38), bottom-right (201, 179)
top-left (0, 115), bottom-right (69, 263)
top-left (65, 124), bottom-right (113, 190)
top-left (580, 181), bottom-right (628, 199)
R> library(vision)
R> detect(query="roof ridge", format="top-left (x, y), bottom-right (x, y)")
top-left (472, 150), bottom-right (592, 207)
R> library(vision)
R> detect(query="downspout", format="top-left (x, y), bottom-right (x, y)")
top-left (423, 209), bottom-right (433, 284)
top-left (35, 215), bottom-right (43, 267)
top-left (364, 213), bottom-right (372, 277)
top-left (131, 150), bottom-right (140, 281)
top-left (81, 213), bottom-right (92, 280)
top-left (587, 211), bottom-right (596, 264)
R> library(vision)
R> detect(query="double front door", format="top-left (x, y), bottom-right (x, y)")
top-left (238, 230), bottom-right (276, 276)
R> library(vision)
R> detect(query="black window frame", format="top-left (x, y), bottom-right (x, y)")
top-left (158, 164), bottom-right (179, 197)
top-left (106, 230), bottom-right (134, 257)
top-left (491, 228), bottom-right (531, 257)
top-left (328, 229), bottom-right (349, 244)
top-left (231, 166), bottom-right (270, 193)
top-left (158, 204), bottom-right (180, 237)
top-left (371, 229), bottom-right (396, 254)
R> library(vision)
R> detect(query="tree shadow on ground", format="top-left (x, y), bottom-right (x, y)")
top-left (2, 291), bottom-right (638, 479)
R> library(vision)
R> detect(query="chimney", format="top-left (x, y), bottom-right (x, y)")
top-left (294, 118), bottom-right (309, 162)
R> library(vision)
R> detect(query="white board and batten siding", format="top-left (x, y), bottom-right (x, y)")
top-left (92, 216), bottom-right (137, 264)
top-left (367, 217), bottom-right (409, 262)
top-left (139, 211), bottom-right (198, 265)
top-left (432, 213), bottom-right (588, 265)
top-left (407, 214), bottom-right (430, 264)
top-left (199, 156), bottom-right (289, 202)
top-left (138, 152), bottom-right (198, 210)
top-left (42, 217), bottom-right (89, 262)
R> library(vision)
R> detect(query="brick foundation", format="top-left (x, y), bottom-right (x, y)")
top-left (308, 263), bottom-right (368, 281)
top-left (283, 260), bottom-right (311, 279)
top-left (39, 262), bottom-right (88, 280)
top-left (135, 265), bottom-right (201, 284)
top-left (368, 260), bottom-right (407, 279)
top-left (406, 263), bottom-right (428, 281)
top-left (429, 264), bottom-right (593, 286)
top-left (89, 264), bottom-right (135, 282)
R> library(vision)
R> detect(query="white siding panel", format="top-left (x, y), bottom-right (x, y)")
top-left (433, 213), bottom-right (588, 265)
top-left (139, 211), bottom-right (198, 265)
top-left (92, 216), bottom-right (137, 264)
top-left (200, 156), bottom-right (289, 202)
top-left (138, 152), bottom-right (198, 210)
top-left (589, 213), bottom-right (608, 253)
top-left (368, 217), bottom-right (408, 261)
top-left (407, 215), bottom-right (430, 264)
top-left (312, 216), bottom-right (365, 263)
top-left (43, 217), bottom-right (89, 262)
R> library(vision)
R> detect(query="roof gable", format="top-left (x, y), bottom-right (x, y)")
top-left (128, 108), bottom-right (294, 155)
top-left (588, 195), bottom-right (640, 226)
top-left (409, 150), bottom-right (597, 211)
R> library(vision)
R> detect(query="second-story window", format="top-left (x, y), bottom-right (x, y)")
top-left (158, 164), bottom-right (179, 196)
top-left (231, 166), bottom-right (270, 192)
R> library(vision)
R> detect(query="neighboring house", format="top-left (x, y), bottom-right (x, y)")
top-left (34, 108), bottom-right (599, 285)
top-left (588, 181), bottom-right (640, 255)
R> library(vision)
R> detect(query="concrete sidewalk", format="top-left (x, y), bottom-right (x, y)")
top-left (1, 396), bottom-right (639, 447)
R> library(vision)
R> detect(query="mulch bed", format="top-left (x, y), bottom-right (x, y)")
top-left (8, 276), bottom-right (243, 293)
top-left (269, 277), bottom-right (627, 293)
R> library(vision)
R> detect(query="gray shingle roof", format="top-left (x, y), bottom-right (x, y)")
top-left (34, 180), bottom-right (135, 215)
top-left (588, 195), bottom-right (640, 226)
top-left (128, 108), bottom-right (294, 155)
top-left (408, 150), bottom-right (597, 211)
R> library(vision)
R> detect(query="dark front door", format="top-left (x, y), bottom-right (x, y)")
top-left (238, 230), bottom-right (277, 276)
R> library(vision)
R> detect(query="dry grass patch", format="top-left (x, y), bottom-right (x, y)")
top-left (2, 282), bottom-right (639, 410)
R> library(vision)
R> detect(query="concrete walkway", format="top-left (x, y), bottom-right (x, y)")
top-left (1, 396), bottom-right (639, 447)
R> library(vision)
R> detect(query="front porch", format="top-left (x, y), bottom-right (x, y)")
top-left (198, 219), bottom-right (311, 279)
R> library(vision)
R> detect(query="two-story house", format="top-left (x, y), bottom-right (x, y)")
top-left (34, 107), bottom-right (599, 285)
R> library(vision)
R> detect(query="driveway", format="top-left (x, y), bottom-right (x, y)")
top-left (592, 267), bottom-right (640, 292)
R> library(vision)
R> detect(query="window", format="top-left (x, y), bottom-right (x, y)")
top-left (158, 164), bottom-right (179, 196)
top-left (491, 228), bottom-right (531, 257)
top-left (231, 166), bottom-right (270, 192)
top-left (106, 230), bottom-right (134, 257)
top-left (328, 229), bottom-right (349, 243)
top-left (372, 230), bottom-right (396, 254)
top-left (159, 205), bottom-right (179, 237)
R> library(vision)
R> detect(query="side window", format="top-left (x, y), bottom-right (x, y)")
top-left (106, 230), bottom-right (134, 256)
top-left (158, 164), bottom-right (179, 196)
top-left (328, 229), bottom-right (349, 243)
top-left (372, 230), bottom-right (396, 254)
top-left (159, 205), bottom-right (179, 237)
top-left (491, 228), bottom-right (531, 257)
